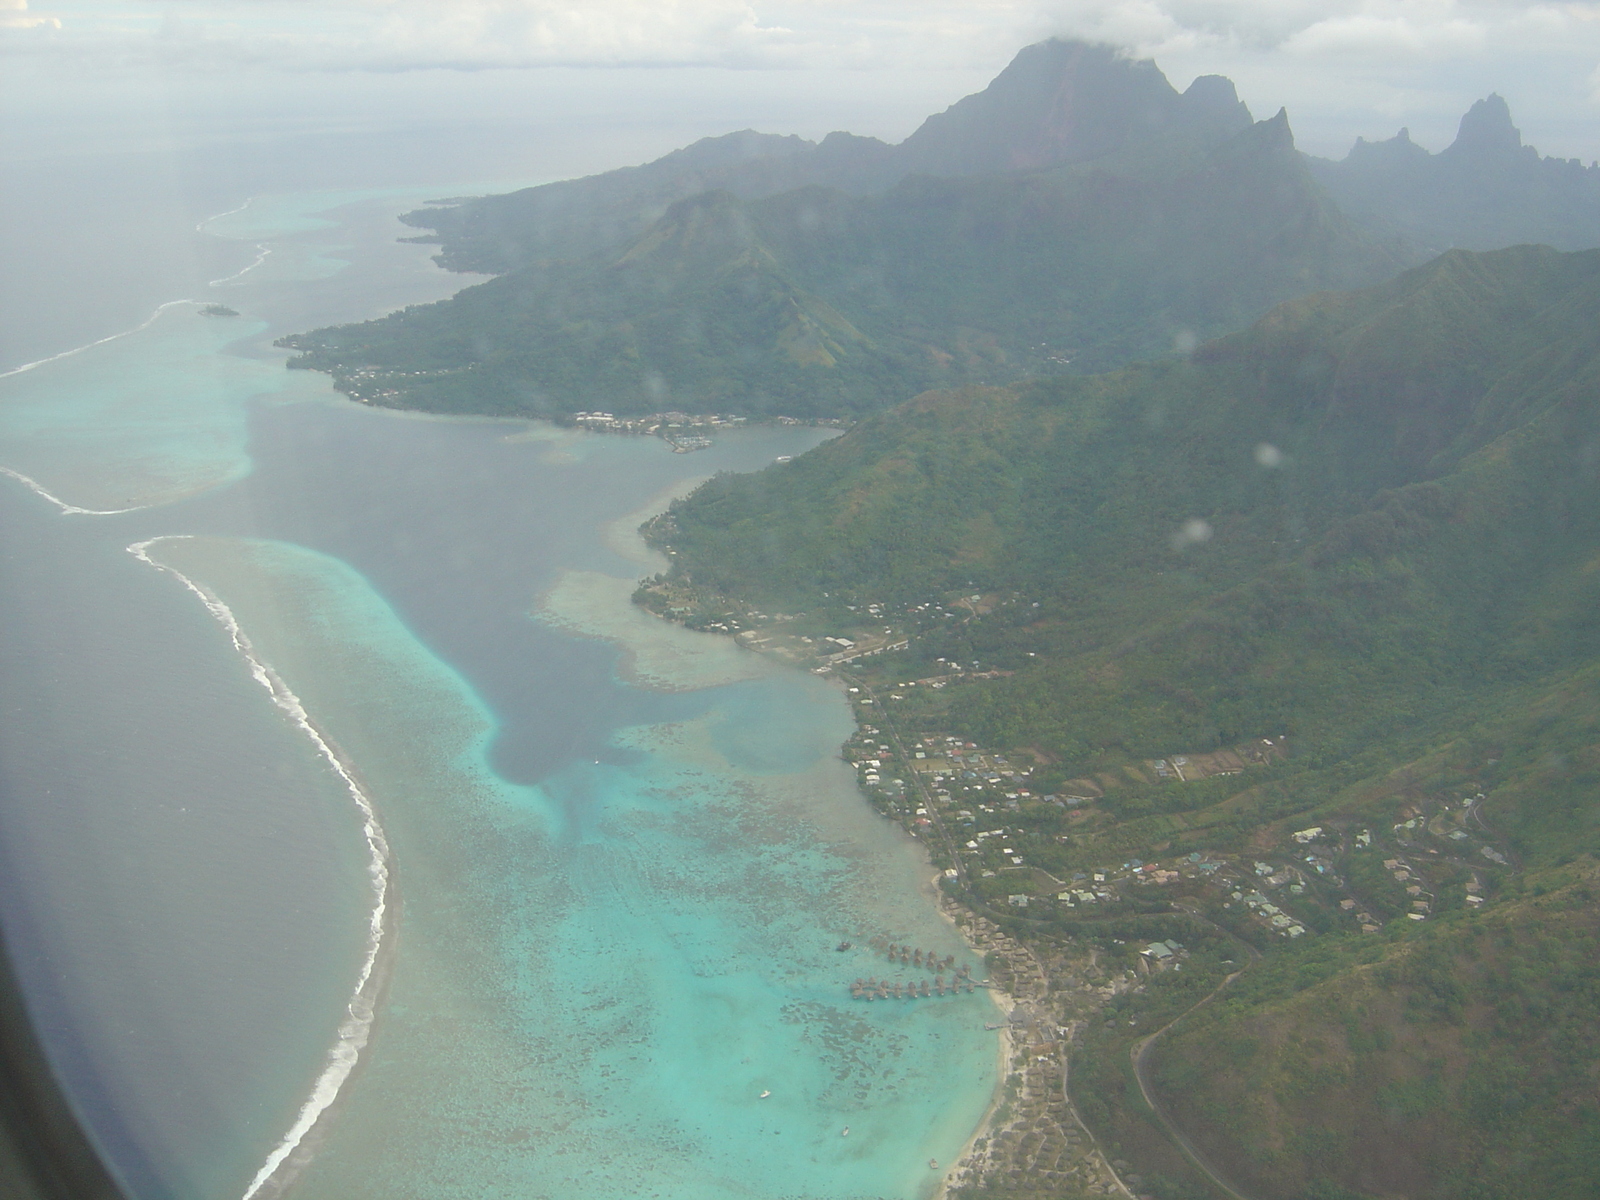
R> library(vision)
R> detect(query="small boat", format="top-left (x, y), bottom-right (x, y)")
top-left (985, 1023), bottom-right (1003, 1030)
top-left (759, 1090), bottom-right (771, 1099)
top-left (836, 941), bottom-right (852, 951)
top-left (929, 1158), bottom-right (939, 1170)
top-left (841, 1126), bottom-right (850, 1137)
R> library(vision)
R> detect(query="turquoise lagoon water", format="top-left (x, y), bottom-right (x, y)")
top-left (0, 188), bottom-right (1000, 1200)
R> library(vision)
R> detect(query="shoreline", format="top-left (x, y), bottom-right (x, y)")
top-left (932, 888), bottom-right (1015, 1200)
top-left (596, 483), bottom-right (1018, 1193)
top-left (126, 537), bottom-right (398, 1200)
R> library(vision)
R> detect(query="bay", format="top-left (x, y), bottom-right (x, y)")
top-left (0, 176), bottom-right (1000, 1199)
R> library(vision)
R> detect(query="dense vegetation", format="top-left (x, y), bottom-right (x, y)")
top-left (1153, 859), bottom-right (1600, 1200)
top-left (653, 244), bottom-right (1600, 1196)
top-left (271, 37), bottom-right (1600, 1195)
top-left (278, 44), bottom-right (1407, 418)
top-left (659, 244), bottom-right (1600, 769)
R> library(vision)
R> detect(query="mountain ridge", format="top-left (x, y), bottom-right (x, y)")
top-left (283, 56), bottom-right (1408, 419)
top-left (404, 40), bottom-right (1253, 276)
top-left (1308, 91), bottom-right (1600, 252)
top-left (644, 242), bottom-right (1600, 1197)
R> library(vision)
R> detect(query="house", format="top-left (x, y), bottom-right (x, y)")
top-left (1141, 942), bottom-right (1174, 961)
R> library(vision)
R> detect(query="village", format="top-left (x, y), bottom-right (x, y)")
top-left (845, 713), bottom-right (1501, 943)
top-left (568, 410), bottom-right (848, 451)
top-left (636, 577), bottom-right (1518, 1200)
top-left (635, 576), bottom-right (1508, 944)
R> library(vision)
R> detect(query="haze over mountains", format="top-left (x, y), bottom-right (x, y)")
top-left (284, 38), bottom-right (1600, 425)
top-left (1310, 92), bottom-right (1600, 253)
top-left (274, 37), bottom-right (1600, 1200)
top-left (404, 41), bottom-right (1257, 276)
top-left (281, 41), bottom-right (1410, 417)
top-left (653, 239), bottom-right (1600, 1200)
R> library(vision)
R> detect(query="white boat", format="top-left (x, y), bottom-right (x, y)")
top-left (759, 1090), bottom-right (770, 1099)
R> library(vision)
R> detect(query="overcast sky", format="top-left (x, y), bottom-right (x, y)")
top-left (4, 1), bottom-right (1600, 166)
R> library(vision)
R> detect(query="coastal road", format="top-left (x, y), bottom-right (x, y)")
top-left (1060, 1042), bottom-right (1139, 1200)
top-left (842, 672), bottom-right (969, 885)
top-left (1126, 906), bottom-right (1263, 1200)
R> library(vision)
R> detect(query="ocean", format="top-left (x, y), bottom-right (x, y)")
top-left (0, 146), bottom-right (999, 1200)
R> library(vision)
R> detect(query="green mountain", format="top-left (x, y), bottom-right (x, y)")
top-left (403, 40), bottom-right (1254, 275)
top-left (279, 42), bottom-right (1410, 419)
top-left (401, 128), bottom-right (901, 275)
top-left (649, 243), bottom-right (1600, 1197)
top-left (657, 243), bottom-right (1600, 765)
top-left (1309, 93), bottom-right (1600, 252)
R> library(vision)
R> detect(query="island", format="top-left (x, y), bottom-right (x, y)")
top-left (638, 241), bottom-right (1600, 1200)
top-left (270, 35), bottom-right (1600, 1200)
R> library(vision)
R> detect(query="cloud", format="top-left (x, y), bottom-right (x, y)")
top-left (4, 1), bottom-right (1600, 157)
top-left (4, 0), bottom-right (1596, 76)
top-left (1, 0), bottom-right (810, 70)
top-left (1, 0), bottom-right (60, 30)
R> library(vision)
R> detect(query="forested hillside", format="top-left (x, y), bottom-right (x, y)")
top-left (402, 39), bottom-right (1252, 275)
top-left (659, 244), bottom-right (1600, 763)
top-left (277, 42), bottom-right (1408, 419)
top-left (647, 245), bottom-right (1600, 1196)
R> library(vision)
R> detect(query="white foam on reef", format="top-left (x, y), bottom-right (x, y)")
top-left (126, 536), bottom-right (394, 1200)
top-left (198, 197), bottom-right (254, 233)
top-left (209, 244), bottom-right (272, 288)
top-left (0, 467), bottom-right (151, 517)
top-left (0, 298), bottom-right (196, 381)
top-left (198, 199), bottom-right (273, 286)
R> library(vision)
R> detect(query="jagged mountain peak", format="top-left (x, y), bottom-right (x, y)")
top-left (1446, 93), bottom-right (1524, 156)
top-left (1344, 126), bottom-right (1430, 168)
top-left (894, 38), bottom-right (1248, 177)
top-left (1182, 74), bottom-right (1252, 125)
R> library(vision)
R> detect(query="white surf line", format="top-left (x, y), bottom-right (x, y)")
top-left (0, 298), bottom-right (197, 381)
top-left (209, 243), bottom-right (272, 288)
top-left (196, 196), bottom-right (254, 234)
top-left (126, 537), bottom-right (394, 1200)
top-left (199, 197), bottom-right (273, 287)
top-left (0, 467), bottom-right (152, 517)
